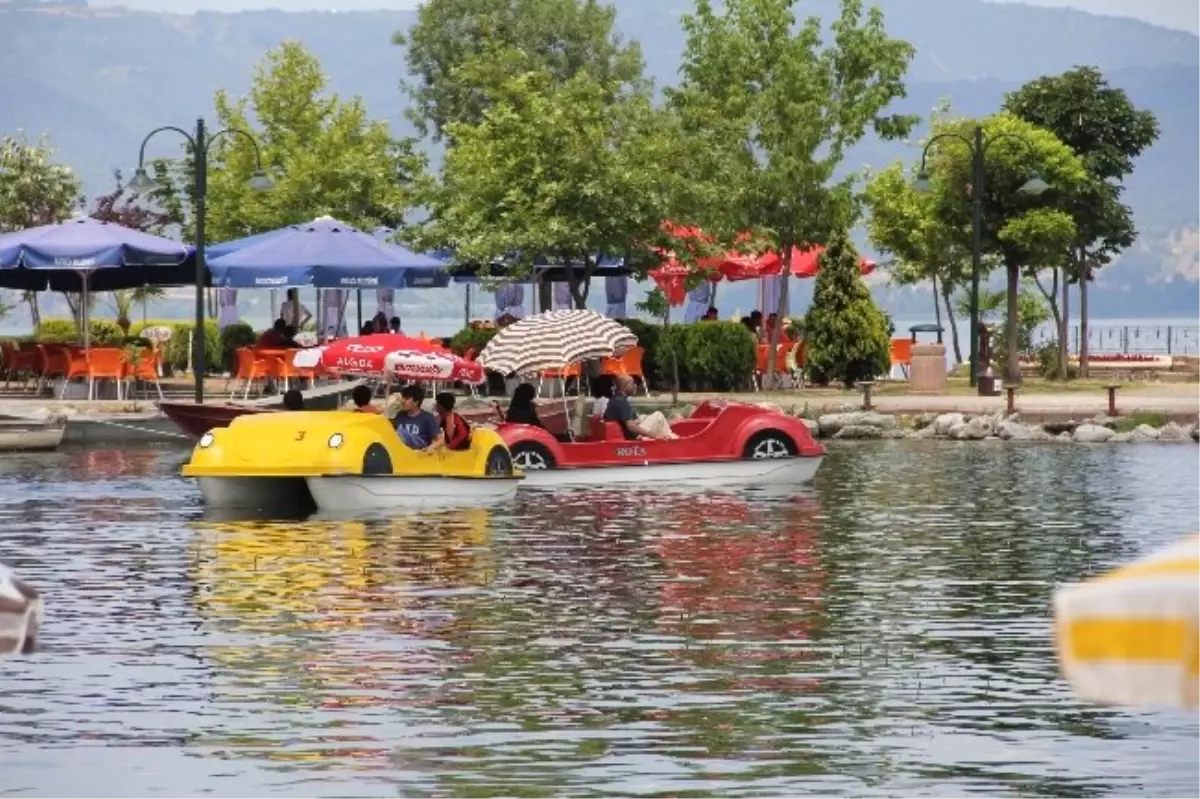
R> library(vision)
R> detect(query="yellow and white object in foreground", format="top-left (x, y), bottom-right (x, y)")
top-left (1054, 534), bottom-right (1198, 709)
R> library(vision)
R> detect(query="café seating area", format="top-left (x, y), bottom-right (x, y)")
top-left (0, 340), bottom-right (164, 400)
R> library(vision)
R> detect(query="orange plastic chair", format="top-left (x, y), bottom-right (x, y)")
top-left (538, 362), bottom-right (582, 398)
top-left (62, 348), bottom-right (92, 398)
top-left (890, 338), bottom-right (913, 379)
top-left (275, 351), bottom-right (314, 392)
top-left (602, 347), bottom-right (648, 396)
top-left (6, 342), bottom-right (38, 391)
top-left (231, 347), bottom-right (272, 399)
top-left (754, 343), bottom-right (792, 391)
top-left (122, 348), bottom-right (164, 400)
top-left (83, 348), bottom-right (126, 400)
top-left (35, 344), bottom-right (70, 395)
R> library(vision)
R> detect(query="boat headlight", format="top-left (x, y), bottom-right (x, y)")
top-left (328, 432), bottom-right (344, 449)
top-left (198, 432), bottom-right (215, 449)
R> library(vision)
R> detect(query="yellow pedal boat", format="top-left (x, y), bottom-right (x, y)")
top-left (182, 411), bottom-right (522, 512)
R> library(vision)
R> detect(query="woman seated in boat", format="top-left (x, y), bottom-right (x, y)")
top-left (435, 392), bottom-right (471, 451)
top-left (504, 383), bottom-right (544, 428)
top-left (604, 375), bottom-right (677, 440)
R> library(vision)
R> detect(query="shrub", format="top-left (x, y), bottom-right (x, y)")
top-left (132, 316), bottom-right (222, 374)
top-left (219, 322), bottom-right (257, 372)
top-left (680, 321), bottom-right (757, 390)
top-left (449, 326), bottom-right (498, 357)
top-left (35, 317), bottom-right (125, 346)
top-left (803, 231), bottom-right (891, 387)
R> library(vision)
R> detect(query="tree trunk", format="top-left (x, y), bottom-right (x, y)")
top-left (1079, 272), bottom-right (1090, 378)
top-left (24, 292), bottom-right (40, 331)
top-left (1059, 266), bottom-right (1071, 380)
top-left (1032, 269), bottom-right (1062, 379)
top-left (765, 239), bottom-right (793, 389)
top-left (940, 282), bottom-right (963, 364)
top-left (931, 275), bottom-right (942, 333)
top-left (1004, 261), bottom-right (1021, 385)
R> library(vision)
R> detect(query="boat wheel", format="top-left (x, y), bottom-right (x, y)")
top-left (485, 446), bottom-right (514, 477)
top-left (510, 441), bottom-right (556, 470)
top-left (744, 430), bottom-right (796, 460)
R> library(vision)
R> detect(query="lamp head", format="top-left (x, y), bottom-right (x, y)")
top-left (248, 170), bottom-right (273, 191)
top-left (913, 169), bottom-right (933, 194)
top-left (1018, 174), bottom-right (1049, 196)
top-left (127, 167), bottom-right (155, 195)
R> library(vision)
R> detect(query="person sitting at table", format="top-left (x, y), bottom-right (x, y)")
top-left (372, 312), bottom-right (389, 333)
top-left (359, 320), bottom-right (376, 337)
top-left (257, 318), bottom-right (287, 348)
top-left (504, 383), bottom-right (544, 428)
top-left (393, 385), bottom-right (443, 452)
top-left (389, 316), bottom-right (403, 334)
top-left (351, 384), bottom-right (379, 413)
top-left (435, 392), bottom-right (471, 451)
top-left (281, 325), bottom-right (301, 348)
top-left (282, 389), bottom-right (305, 411)
top-left (604, 375), bottom-right (676, 440)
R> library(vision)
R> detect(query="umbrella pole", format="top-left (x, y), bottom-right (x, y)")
top-left (356, 290), bottom-right (363, 333)
top-left (80, 270), bottom-right (90, 352)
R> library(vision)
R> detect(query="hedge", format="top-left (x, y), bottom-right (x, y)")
top-left (446, 319), bottom-right (757, 392)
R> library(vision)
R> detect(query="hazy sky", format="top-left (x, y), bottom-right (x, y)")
top-left (84, 0), bottom-right (1200, 34)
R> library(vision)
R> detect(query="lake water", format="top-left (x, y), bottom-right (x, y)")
top-left (0, 442), bottom-right (1197, 797)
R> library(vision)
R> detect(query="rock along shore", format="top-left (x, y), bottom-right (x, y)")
top-left (668, 403), bottom-right (1200, 444)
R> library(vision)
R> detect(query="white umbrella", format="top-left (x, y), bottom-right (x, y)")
top-left (478, 309), bottom-right (637, 377)
top-left (1054, 534), bottom-right (1198, 708)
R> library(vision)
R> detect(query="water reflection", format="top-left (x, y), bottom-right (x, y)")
top-left (0, 442), bottom-right (1195, 796)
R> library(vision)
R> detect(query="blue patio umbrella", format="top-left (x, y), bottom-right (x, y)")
top-left (204, 227), bottom-right (286, 261)
top-left (372, 228), bottom-right (452, 288)
top-left (207, 216), bottom-right (446, 289)
top-left (0, 216), bottom-right (192, 347)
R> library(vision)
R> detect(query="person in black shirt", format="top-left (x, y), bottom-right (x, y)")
top-left (504, 383), bottom-right (545, 428)
top-left (603, 375), bottom-right (674, 440)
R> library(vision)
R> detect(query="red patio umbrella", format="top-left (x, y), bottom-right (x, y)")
top-left (294, 333), bottom-right (452, 374)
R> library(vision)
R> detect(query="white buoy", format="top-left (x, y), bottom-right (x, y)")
top-left (0, 564), bottom-right (41, 655)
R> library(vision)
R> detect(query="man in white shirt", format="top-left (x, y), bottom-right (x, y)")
top-left (280, 288), bottom-right (312, 329)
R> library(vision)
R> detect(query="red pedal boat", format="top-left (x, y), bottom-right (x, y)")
top-left (497, 400), bottom-right (824, 488)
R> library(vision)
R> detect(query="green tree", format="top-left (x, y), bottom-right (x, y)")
top-left (0, 133), bottom-right (82, 330)
top-left (921, 112), bottom-right (1086, 384)
top-left (408, 47), bottom-right (683, 309)
top-left (667, 0), bottom-right (917, 384)
top-left (151, 42), bottom-right (425, 244)
top-left (396, 0), bottom-right (645, 142)
top-left (1003, 66), bottom-right (1159, 377)
top-left (803, 229), bottom-right (891, 387)
top-left (957, 284), bottom-right (1051, 374)
top-left (864, 160), bottom-right (978, 364)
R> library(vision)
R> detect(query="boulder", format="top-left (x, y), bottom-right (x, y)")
top-left (1073, 423), bottom-right (1115, 443)
top-left (913, 413), bottom-right (938, 430)
top-left (1055, 431), bottom-right (1074, 442)
top-left (933, 413), bottom-right (965, 436)
top-left (799, 418), bottom-right (820, 435)
top-left (1043, 420), bottom-right (1079, 436)
top-left (1111, 432), bottom-right (1132, 443)
top-left (1003, 413), bottom-right (1021, 425)
top-left (817, 412), bottom-right (864, 437)
top-left (883, 428), bottom-right (910, 440)
top-left (833, 424), bottom-right (884, 440)
top-left (1128, 424), bottom-right (1160, 443)
top-left (1090, 414), bottom-right (1119, 429)
top-left (1192, 424), bottom-right (1199, 443)
top-left (953, 416), bottom-right (994, 441)
top-left (997, 421), bottom-right (1051, 441)
top-left (860, 412), bottom-right (898, 430)
top-left (908, 423), bottom-right (938, 440)
top-left (1157, 421), bottom-right (1189, 442)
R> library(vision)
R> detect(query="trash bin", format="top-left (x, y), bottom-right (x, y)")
top-left (909, 343), bottom-right (947, 393)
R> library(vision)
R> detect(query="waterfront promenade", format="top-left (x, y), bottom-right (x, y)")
top-left (0, 378), bottom-right (1194, 443)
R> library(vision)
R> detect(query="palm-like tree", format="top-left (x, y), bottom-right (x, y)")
top-left (109, 287), bottom-right (167, 334)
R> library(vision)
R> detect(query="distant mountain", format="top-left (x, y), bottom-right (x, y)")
top-left (0, 0), bottom-right (1195, 321)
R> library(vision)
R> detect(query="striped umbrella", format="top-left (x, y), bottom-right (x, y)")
top-left (1054, 534), bottom-right (1198, 709)
top-left (478, 309), bottom-right (638, 376)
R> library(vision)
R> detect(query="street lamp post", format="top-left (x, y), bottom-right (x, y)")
top-left (915, 125), bottom-right (1048, 392)
top-left (128, 117), bottom-right (271, 404)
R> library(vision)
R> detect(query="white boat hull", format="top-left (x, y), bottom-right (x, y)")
top-left (195, 475), bottom-right (313, 511)
top-left (518, 455), bottom-right (822, 489)
top-left (306, 475), bottom-right (522, 512)
top-left (0, 423), bottom-right (65, 453)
